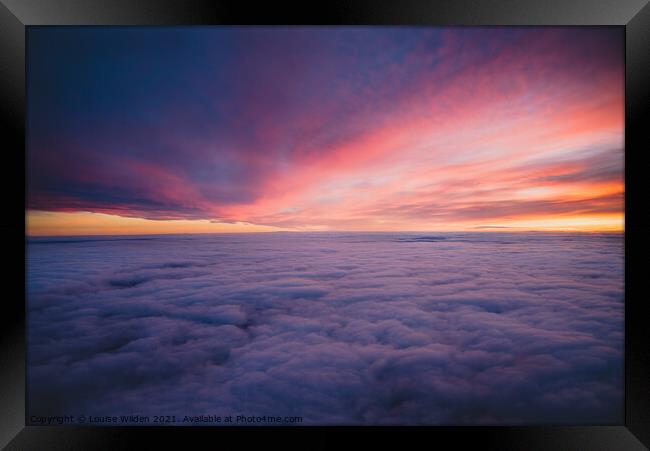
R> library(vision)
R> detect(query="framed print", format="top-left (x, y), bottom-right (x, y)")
top-left (1, 0), bottom-right (648, 449)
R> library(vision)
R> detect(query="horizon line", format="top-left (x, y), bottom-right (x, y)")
top-left (26, 229), bottom-right (625, 239)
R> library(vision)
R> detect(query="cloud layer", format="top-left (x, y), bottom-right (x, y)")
top-left (27, 232), bottom-right (624, 424)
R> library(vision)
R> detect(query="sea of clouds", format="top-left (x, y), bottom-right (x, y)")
top-left (27, 232), bottom-right (624, 425)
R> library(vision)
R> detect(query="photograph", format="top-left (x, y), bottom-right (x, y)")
top-left (25, 26), bottom-right (624, 426)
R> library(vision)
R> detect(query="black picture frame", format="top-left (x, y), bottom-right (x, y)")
top-left (1, 1), bottom-right (648, 449)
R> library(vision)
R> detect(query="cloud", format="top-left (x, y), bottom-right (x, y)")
top-left (27, 232), bottom-right (624, 425)
top-left (26, 28), bottom-right (623, 233)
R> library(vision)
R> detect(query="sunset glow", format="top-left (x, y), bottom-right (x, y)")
top-left (27, 27), bottom-right (624, 235)
top-left (27, 27), bottom-right (625, 426)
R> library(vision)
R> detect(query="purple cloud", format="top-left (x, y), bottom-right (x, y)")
top-left (27, 232), bottom-right (623, 424)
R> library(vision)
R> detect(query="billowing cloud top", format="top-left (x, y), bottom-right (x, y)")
top-left (27, 27), bottom-right (623, 234)
top-left (27, 232), bottom-right (624, 424)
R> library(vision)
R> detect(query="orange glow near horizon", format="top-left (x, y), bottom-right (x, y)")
top-left (26, 210), bottom-right (624, 236)
top-left (26, 211), bottom-right (294, 236)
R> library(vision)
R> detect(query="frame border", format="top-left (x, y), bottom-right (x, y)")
top-left (1, 1), bottom-right (648, 449)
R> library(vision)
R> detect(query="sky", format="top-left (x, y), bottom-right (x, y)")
top-left (26, 27), bottom-right (624, 235)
